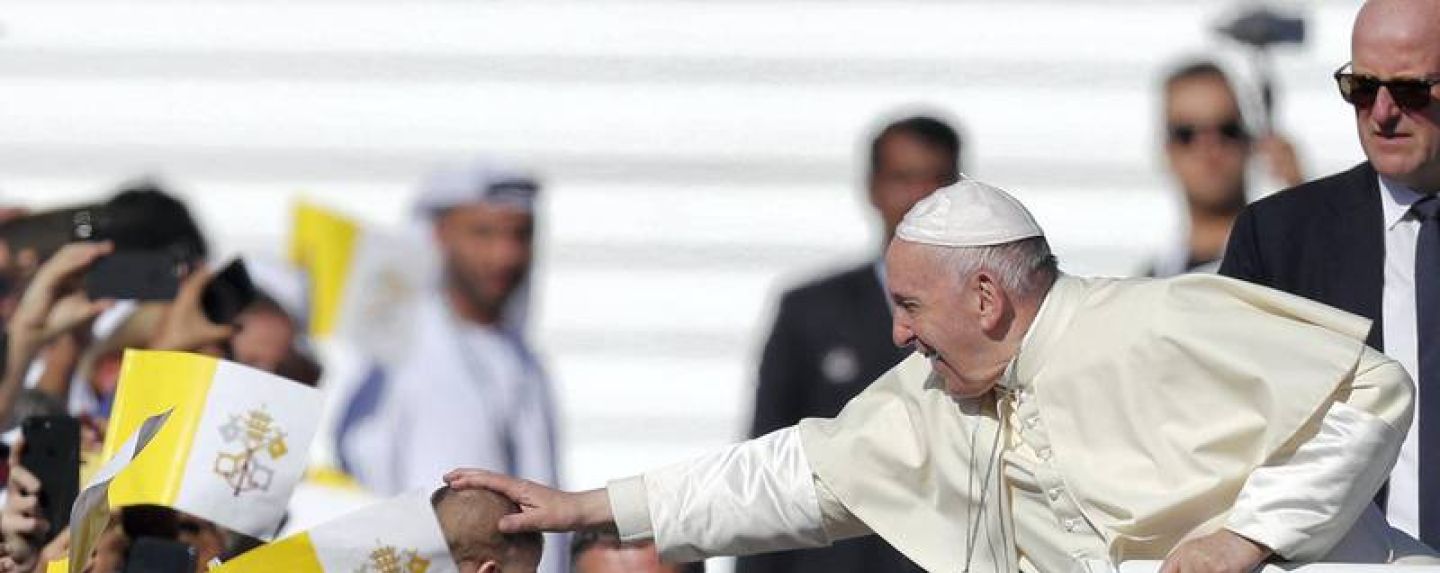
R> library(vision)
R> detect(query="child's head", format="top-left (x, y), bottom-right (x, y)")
top-left (431, 486), bottom-right (544, 573)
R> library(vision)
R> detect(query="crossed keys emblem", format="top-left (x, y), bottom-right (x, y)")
top-left (212, 407), bottom-right (290, 496)
top-left (356, 542), bottom-right (431, 573)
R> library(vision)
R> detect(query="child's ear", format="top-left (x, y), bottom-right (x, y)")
top-left (478, 561), bottom-right (501, 573)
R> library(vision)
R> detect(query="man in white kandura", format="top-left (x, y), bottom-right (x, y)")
top-left (447, 178), bottom-right (1438, 572)
top-left (337, 163), bottom-right (566, 572)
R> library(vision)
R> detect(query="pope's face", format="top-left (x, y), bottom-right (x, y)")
top-left (1351, 1), bottom-right (1440, 190)
top-left (885, 240), bottom-right (1013, 398)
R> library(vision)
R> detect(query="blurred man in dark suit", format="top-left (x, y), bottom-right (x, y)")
top-left (1221, 0), bottom-right (1440, 550)
top-left (739, 115), bottom-right (960, 573)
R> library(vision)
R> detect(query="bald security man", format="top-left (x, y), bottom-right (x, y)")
top-left (1221, 0), bottom-right (1440, 549)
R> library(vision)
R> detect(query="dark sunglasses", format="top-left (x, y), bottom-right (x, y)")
top-left (1167, 121), bottom-right (1249, 146)
top-left (1334, 63), bottom-right (1440, 110)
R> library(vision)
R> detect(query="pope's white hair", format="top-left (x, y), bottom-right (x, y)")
top-left (924, 237), bottom-right (1058, 299)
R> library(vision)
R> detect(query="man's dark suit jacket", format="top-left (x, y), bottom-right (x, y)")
top-left (1219, 162), bottom-right (1387, 350)
top-left (740, 262), bottom-right (922, 573)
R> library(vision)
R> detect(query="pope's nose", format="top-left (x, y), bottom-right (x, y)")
top-left (892, 317), bottom-right (915, 349)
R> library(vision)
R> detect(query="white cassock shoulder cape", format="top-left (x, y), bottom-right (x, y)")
top-left (794, 274), bottom-right (1413, 567)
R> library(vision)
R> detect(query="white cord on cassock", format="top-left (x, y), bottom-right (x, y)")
top-left (963, 387), bottom-right (1013, 573)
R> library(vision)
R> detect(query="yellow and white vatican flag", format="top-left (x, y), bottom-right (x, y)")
top-left (289, 201), bottom-right (435, 363)
top-left (212, 490), bottom-right (459, 573)
top-left (99, 350), bottom-right (322, 539)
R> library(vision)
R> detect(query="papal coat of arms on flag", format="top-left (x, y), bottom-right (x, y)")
top-left (355, 541), bottom-right (431, 573)
top-left (214, 407), bottom-right (291, 496)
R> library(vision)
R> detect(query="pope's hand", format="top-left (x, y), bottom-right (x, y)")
top-left (443, 468), bottom-right (615, 534)
top-left (1158, 529), bottom-right (1270, 573)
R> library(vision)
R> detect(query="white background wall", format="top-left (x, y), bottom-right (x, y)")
top-left (0, 0), bottom-right (1370, 562)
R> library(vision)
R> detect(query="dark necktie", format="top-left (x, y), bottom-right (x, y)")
top-left (1414, 194), bottom-right (1440, 548)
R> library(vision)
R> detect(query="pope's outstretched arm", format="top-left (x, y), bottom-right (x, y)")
top-left (445, 427), bottom-right (865, 563)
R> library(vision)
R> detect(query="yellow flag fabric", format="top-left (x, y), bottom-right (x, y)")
top-left (68, 409), bottom-right (174, 573)
top-left (216, 532), bottom-right (327, 571)
top-left (288, 201), bottom-right (360, 338)
top-left (100, 350), bottom-right (322, 539)
top-left (102, 352), bottom-right (217, 506)
top-left (286, 201), bottom-right (434, 363)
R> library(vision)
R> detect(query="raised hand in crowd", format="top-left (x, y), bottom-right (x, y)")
top-left (1255, 132), bottom-right (1304, 188)
top-left (6, 243), bottom-right (114, 359)
top-left (1, 243), bottom-right (115, 428)
top-left (148, 267), bottom-right (234, 354)
top-left (2, 440), bottom-right (51, 573)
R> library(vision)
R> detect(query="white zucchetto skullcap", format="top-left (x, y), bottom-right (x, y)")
top-left (895, 176), bottom-right (1044, 247)
top-left (413, 160), bottom-right (540, 219)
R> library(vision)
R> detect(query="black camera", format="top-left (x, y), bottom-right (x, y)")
top-left (1218, 7), bottom-right (1305, 49)
top-left (0, 204), bottom-right (103, 263)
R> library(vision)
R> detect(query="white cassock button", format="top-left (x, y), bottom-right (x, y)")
top-left (1025, 415), bottom-right (1040, 429)
top-left (1038, 447), bottom-right (1053, 460)
top-left (1047, 487), bottom-right (1063, 501)
top-left (1064, 518), bottom-right (1082, 532)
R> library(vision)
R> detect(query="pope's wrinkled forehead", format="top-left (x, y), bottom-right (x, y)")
top-left (883, 238), bottom-right (952, 296)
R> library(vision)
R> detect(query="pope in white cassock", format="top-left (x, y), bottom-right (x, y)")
top-left (446, 178), bottom-right (1437, 572)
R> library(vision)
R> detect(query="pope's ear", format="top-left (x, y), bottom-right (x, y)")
top-left (974, 272), bottom-right (1006, 326)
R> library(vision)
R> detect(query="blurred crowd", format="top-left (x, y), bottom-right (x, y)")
top-left (0, 1), bottom-right (1436, 570)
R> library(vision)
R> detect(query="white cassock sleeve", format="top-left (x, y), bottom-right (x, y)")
top-left (1225, 346), bottom-right (1415, 561)
top-left (606, 427), bottom-right (868, 563)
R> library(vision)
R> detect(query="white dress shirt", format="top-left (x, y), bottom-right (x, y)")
top-left (1379, 176), bottom-right (1425, 538)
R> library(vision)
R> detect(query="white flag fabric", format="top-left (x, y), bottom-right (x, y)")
top-left (212, 490), bottom-right (459, 573)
